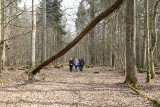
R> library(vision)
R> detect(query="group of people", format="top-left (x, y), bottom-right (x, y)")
top-left (69, 58), bottom-right (85, 72)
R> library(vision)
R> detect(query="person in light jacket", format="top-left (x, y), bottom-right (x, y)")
top-left (74, 59), bottom-right (79, 71)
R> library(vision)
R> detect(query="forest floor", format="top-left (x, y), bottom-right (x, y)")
top-left (0, 66), bottom-right (159, 107)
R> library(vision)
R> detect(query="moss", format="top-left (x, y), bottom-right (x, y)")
top-left (146, 72), bottom-right (151, 83)
top-left (124, 76), bottom-right (138, 88)
top-left (129, 86), bottom-right (139, 93)
top-left (129, 85), bottom-right (160, 106)
top-left (124, 78), bottom-right (130, 85)
top-left (149, 98), bottom-right (160, 106)
top-left (27, 72), bottom-right (34, 81)
top-left (151, 70), bottom-right (156, 79)
top-left (132, 84), bottom-right (140, 89)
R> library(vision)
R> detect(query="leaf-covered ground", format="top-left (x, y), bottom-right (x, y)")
top-left (0, 66), bottom-right (159, 107)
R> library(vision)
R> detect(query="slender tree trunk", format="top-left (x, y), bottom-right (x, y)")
top-left (2, 1), bottom-right (6, 68)
top-left (42, 0), bottom-right (47, 62)
top-left (2, 0), bottom-right (7, 69)
top-left (0, 0), bottom-right (4, 73)
top-left (136, 1), bottom-right (140, 69)
top-left (124, 0), bottom-right (138, 87)
top-left (144, 0), bottom-right (151, 83)
top-left (5, 1), bottom-right (10, 66)
top-left (28, 0), bottom-right (125, 79)
top-left (89, 0), bottom-right (95, 65)
top-left (31, 0), bottom-right (36, 68)
top-left (150, 0), bottom-right (160, 79)
top-left (141, 1), bottom-right (147, 69)
top-left (102, 20), bottom-right (106, 66)
top-left (0, 0), bottom-right (2, 73)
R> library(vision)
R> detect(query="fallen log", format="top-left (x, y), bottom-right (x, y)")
top-left (129, 85), bottom-right (160, 106)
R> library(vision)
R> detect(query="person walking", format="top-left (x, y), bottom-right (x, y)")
top-left (69, 58), bottom-right (74, 72)
top-left (79, 58), bottom-right (85, 71)
top-left (74, 59), bottom-right (79, 71)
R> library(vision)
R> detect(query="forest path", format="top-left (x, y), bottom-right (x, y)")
top-left (0, 66), bottom-right (159, 107)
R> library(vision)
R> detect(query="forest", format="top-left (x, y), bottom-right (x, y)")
top-left (0, 0), bottom-right (160, 106)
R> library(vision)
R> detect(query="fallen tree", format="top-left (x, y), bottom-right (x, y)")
top-left (28, 0), bottom-right (125, 80)
top-left (129, 85), bottom-right (160, 106)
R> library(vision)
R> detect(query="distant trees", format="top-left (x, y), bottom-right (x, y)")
top-left (73, 0), bottom-right (160, 81)
top-left (0, 0), bottom-right (67, 70)
top-left (0, 0), bottom-right (160, 87)
top-left (29, 0), bottom-right (125, 77)
top-left (46, 0), bottom-right (66, 58)
top-left (88, 0), bottom-right (95, 65)
top-left (75, 1), bottom-right (89, 63)
top-left (35, 0), bottom-right (65, 65)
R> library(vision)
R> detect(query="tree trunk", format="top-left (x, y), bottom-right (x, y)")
top-left (0, 0), bottom-right (2, 73)
top-left (89, 0), bottom-right (95, 65)
top-left (4, 0), bottom-right (10, 66)
top-left (42, 0), bottom-right (47, 62)
top-left (0, 0), bottom-right (4, 73)
top-left (28, 0), bottom-right (125, 79)
top-left (150, 0), bottom-right (160, 79)
top-left (136, 1), bottom-right (140, 69)
top-left (102, 20), bottom-right (106, 66)
top-left (124, 0), bottom-right (138, 87)
top-left (144, 0), bottom-right (151, 83)
top-left (141, 1), bottom-right (147, 69)
top-left (31, 0), bottom-right (36, 68)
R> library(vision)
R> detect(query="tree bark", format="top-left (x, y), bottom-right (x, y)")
top-left (150, 0), bottom-right (160, 79)
top-left (4, 1), bottom-right (10, 66)
top-left (141, 1), bottom-right (147, 69)
top-left (28, 0), bottom-right (125, 78)
top-left (42, 0), bottom-right (47, 62)
top-left (144, 0), bottom-right (151, 83)
top-left (89, 0), bottom-right (95, 65)
top-left (124, 0), bottom-right (138, 87)
top-left (0, 0), bottom-right (2, 73)
top-left (0, 0), bottom-right (4, 73)
top-left (31, 0), bottom-right (36, 68)
top-left (102, 20), bottom-right (106, 66)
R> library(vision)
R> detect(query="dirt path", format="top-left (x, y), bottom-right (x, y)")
top-left (0, 67), bottom-right (159, 107)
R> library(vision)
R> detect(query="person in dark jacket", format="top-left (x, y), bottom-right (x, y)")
top-left (69, 58), bottom-right (74, 72)
top-left (79, 58), bottom-right (85, 71)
